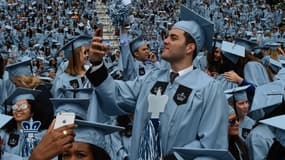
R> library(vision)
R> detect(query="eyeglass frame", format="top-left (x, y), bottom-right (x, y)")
top-left (11, 103), bottom-right (29, 111)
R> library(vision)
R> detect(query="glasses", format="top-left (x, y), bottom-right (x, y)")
top-left (12, 104), bottom-right (29, 111)
top-left (229, 117), bottom-right (240, 127)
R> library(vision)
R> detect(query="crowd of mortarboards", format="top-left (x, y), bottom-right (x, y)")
top-left (0, 0), bottom-right (285, 159)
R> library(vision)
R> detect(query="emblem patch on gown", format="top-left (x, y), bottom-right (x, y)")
top-left (150, 81), bottom-right (169, 95)
top-left (8, 133), bottom-right (19, 147)
top-left (69, 79), bottom-right (79, 89)
top-left (139, 67), bottom-right (145, 76)
top-left (242, 128), bottom-right (251, 139)
top-left (173, 85), bottom-right (192, 105)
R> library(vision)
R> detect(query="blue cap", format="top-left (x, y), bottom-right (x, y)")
top-left (250, 80), bottom-right (284, 112)
top-left (259, 115), bottom-right (285, 131)
top-left (221, 41), bottom-right (245, 64)
top-left (178, 5), bottom-right (214, 54)
top-left (50, 98), bottom-right (90, 120)
top-left (267, 42), bottom-right (281, 50)
top-left (74, 119), bottom-right (124, 148)
top-left (262, 56), bottom-right (282, 74)
top-left (0, 114), bottom-right (13, 128)
top-left (213, 39), bottom-right (223, 48)
top-left (57, 35), bottom-right (92, 59)
top-left (5, 59), bottom-right (33, 77)
top-left (129, 36), bottom-right (146, 53)
top-left (234, 38), bottom-right (258, 51)
top-left (260, 115), bottom-right (285, 147)
top-left (224, 85), bottom-right (250, 101)
top-left (269, 58), bottom-right (282, 73)
top-left (5, 87), bottom-right (41, 105)
top-left (173, 147), bottom-right (235, 160)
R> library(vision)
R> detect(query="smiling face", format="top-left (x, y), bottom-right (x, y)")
top-left (12, 99), bottom-right (33, 123)
top-left (228, 113), bottom-right (240, 136)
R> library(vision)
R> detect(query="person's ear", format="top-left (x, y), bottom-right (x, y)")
top-left (133, 51), bottom-right (139, 58)
top-left (186, 43), bottom-right (196, 55)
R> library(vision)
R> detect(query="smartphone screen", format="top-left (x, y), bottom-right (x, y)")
top-left (54, 112), bottom-right (75, 129)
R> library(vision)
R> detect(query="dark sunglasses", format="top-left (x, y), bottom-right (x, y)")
top-left (229, 117), bottom-right (240, 127)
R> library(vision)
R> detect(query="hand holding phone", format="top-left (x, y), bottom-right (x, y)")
top-left (54, 112), bottom-right (75, 129)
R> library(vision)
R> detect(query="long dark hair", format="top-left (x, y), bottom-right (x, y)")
top-left (3, 100), bottom-right (48, 133)
top-left (229, 135), bottom-right (249, 160)
top-left (3, 100), bottom-right (37, 133)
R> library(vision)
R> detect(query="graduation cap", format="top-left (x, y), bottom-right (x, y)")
top-left (173, 147), bottom-right (235, 160)
top-left (0, 114), bottom-right (12, 128)
top-left (269, 58), bottom-right (282, 74)
top-left (234, 38), bottom-right (258, 52)
top-left (50, 98), bottom-right (90, 120)
top-left (221, 41), bottom-right (245, 64)
top-left (262, 56), bottom-right (282, 74)
top-left (267, 42), bottom-right (281, 51)
top-left (6, 59), bottom-right (33, 77)
top-left (178, 5), bottom-right (214, 54)
top-left (259, 115), bottom-right (285, 131)
top-left (213, 39), bottom-right (223, 48)
top-left (5, 87), bottom-right (41, 105)
top-left (250, 80), bottom-right (284, 112)
top-left (224, 85), bottom-right (250, 102)
top-left (259, 115), bottom-right (285, 147)
top-left (74, 119), bottom-right (124, 150)
top-left (57, 35), bottom-right (92, 59)
top-left (129, 36), bottom-right (146, 53)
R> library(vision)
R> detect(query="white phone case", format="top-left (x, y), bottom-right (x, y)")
top-left (54, 112), bottom-right (75, 129)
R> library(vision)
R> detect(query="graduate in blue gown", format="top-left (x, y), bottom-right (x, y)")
top-left (51, 35), bottom-right (93, 98)
top-left (51, 35), bottom-right (111, 123)
top-left (118, 28), bottom-right (160, 81)
top-left (225, 86), bottom-right (256, 141)
top-left (0, 88), bottom-right (45, 159)
top-left (86, 6), bottom-right (228, 160)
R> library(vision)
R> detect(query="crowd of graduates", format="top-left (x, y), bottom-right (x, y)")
top-left (0, 0), bottom-right (285, 160)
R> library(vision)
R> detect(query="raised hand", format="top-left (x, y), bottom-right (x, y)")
top-left (89, 28), bottom-right (111, 64)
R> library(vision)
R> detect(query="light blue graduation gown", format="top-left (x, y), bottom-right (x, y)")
top-left (244, 61), bottom-right (270, 87)
top-left (245, 124), bottom-right (275, 160)
top-left (118, 35), bottom-right (159, 81)
top-left (0, 129), bottom-right (45, 158)
top-left (239, 116), bottom-right (255, 141)
top-left (214, 75), bottom-right (238, 91)
top-left (88, 67), bottom-right (228, 159)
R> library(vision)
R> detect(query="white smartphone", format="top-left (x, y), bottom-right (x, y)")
top-left (54, 112), bottom-right (75, 129)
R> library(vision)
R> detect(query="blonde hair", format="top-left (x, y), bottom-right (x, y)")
top-left (64, 46), bottom-right (86, 76)
top-left (10, 75), bottom-right (44, 89)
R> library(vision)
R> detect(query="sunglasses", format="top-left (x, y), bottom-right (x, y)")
top-left (12, 104), bottom-right (29, 111)
top-left (229, 117), bottom-right (240, 127)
